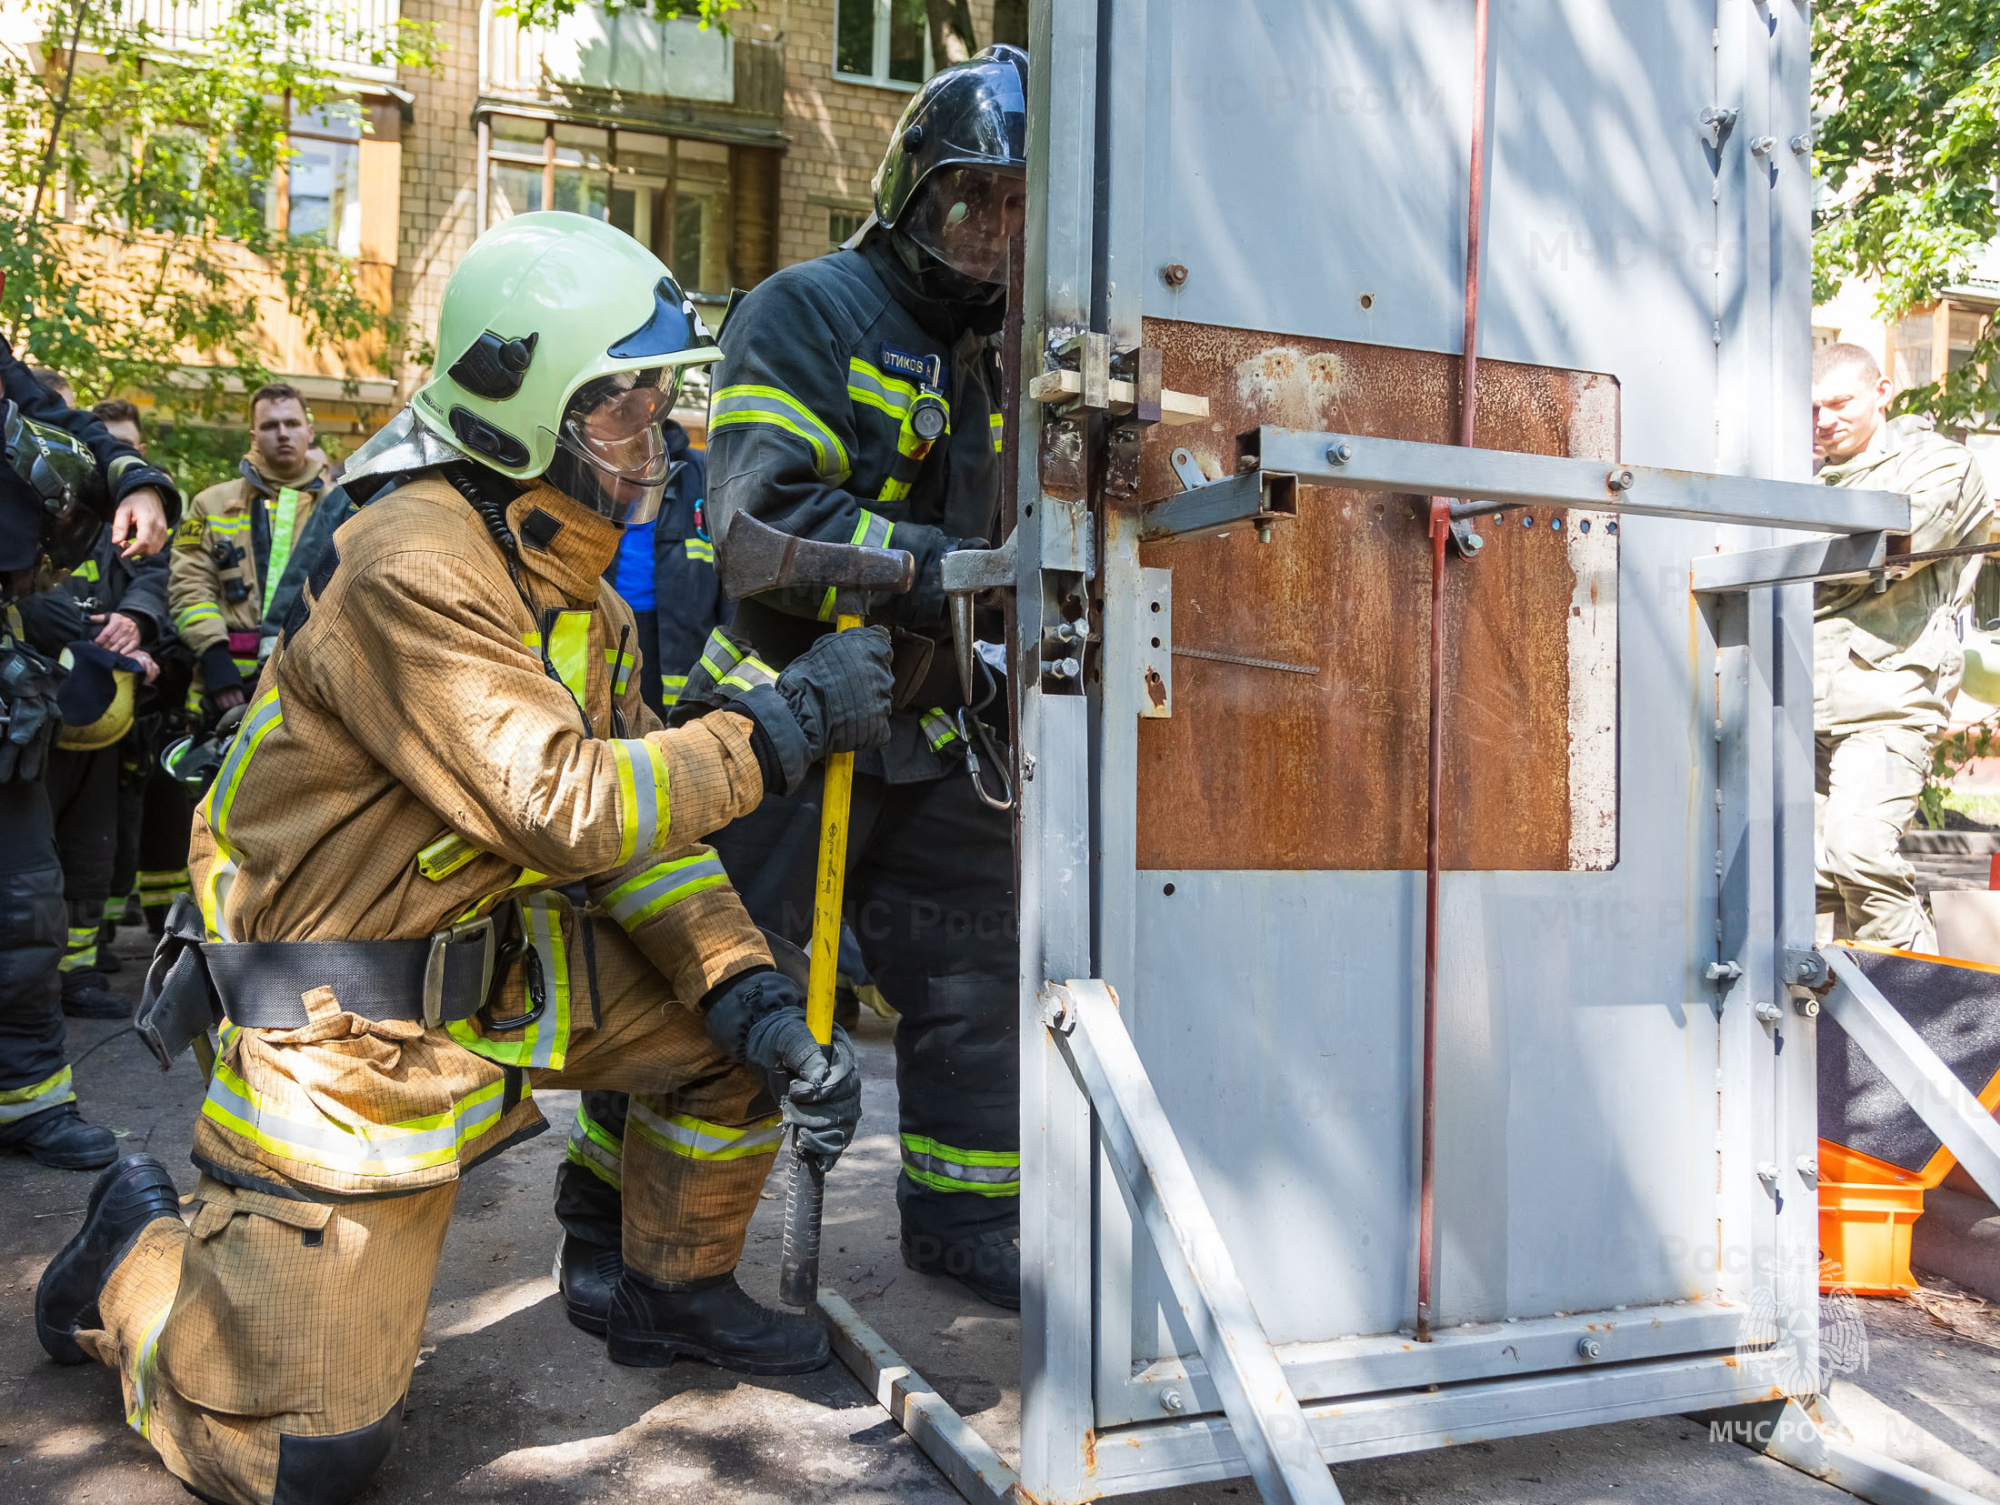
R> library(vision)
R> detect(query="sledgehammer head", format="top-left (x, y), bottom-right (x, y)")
top-left (718, 509), bottom-right (915, 606)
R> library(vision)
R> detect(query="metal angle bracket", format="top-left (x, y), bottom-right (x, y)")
top-left (1042, 979), bottom-right (1346, 1505)
top-left (1140, 446), bottom-right (1299, 545)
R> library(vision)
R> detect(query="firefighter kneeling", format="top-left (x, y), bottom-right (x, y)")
top-left (34, 213), bottom-right (892, 1505)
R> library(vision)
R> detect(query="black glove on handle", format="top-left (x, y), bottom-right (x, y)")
top-left (702, 967), bottom-right (862, 1167)
top-left (778, 623), bottom-right (894, 758)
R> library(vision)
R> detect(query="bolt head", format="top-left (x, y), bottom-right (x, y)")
top-left (1160, 1388), bottom-right (1185, 1414)
top-left (1755, 1001), bottom-right (1782, 1023)
top-left (1577, 1338), bottom-right (1601, 1360)
top-left (1160, 263), bottom-right (1189, 289)
top-left (1326, 442), bottom-right (1352, 466)
top-left (1606, 467), bottom-right (1636, 492)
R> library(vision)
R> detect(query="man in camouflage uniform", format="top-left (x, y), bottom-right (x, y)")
top-left (1812, 342), bottom-right (1993, 950)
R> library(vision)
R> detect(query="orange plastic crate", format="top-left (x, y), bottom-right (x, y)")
top-left (1817, 1138), bottom-right (1925, 1296)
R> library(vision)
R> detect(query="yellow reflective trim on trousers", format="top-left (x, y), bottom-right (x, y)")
top-left (200, 1056), bottom-right (485, 1179)
top-left (60, 924), bottom-right (98, 971)
top-left (709, 385), bottom-right (850, 480)
top-left (602, 851), bottom-right (728, 930)
top-left (565, 1100), bottom-right (625, 1189)
top-left (628, 1099), bottom-right (785, 1161)
top-left (449, 893), bottom-right (571, 1070)
top-left (819, 511), bottom-right (897, 620)
top-left (126, 1302), bottom-right (171, 1440)
top-left (900, 1133), bottom-right (1021, 1196)
top-left (608, 738), bottom-right (669, 865)
top-left (0, 1065), bottom-right (75, 1122)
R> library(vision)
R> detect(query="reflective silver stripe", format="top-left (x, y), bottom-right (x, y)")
top-left (709, 385), bottom-right (850, 480)
top-left (899, 1133), bottom-right (1021, 1196)
top-left (0, 1065), bottom-right (75, 1123)
top-left (603, 852), bottom-right (729, 930)
top-left (614, 738), bottom-right (667, 857)
top-left (199, 1058), bottom-right (489, 1178)
top-left (920, 709), bottom-right (960, 750)
top-left (628, 1098), bottom-right (785, 1161)
top-left (565, 1101), bottom-right (624, 1189)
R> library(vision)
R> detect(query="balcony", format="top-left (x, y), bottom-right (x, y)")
top-left (118, 0), bottom-right (404, 85)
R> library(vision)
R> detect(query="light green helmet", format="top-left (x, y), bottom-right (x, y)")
top-left (413, 211), bottom-right (720, 520)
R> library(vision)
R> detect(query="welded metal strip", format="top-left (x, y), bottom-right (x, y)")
top-left (1046, 979), bottom-right (1345, 1505)
top-left (1251, 428), bottom-right (1908, 533)
top-left (1691, 532), bottom-right (1889, 592)
top-left (819, 1289), bottom-right (1019, 1505)
top-left (1821, 948), bottom-right (2000, 1205)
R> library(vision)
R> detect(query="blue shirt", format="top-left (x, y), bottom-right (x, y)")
top-left (614, 516), bottom-right (659, 610)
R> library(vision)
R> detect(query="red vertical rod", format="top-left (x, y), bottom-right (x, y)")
top-left (1418, 0), bottom-right (1488, 1346)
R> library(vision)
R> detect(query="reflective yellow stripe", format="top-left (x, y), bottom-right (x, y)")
top-left (206, 514), bottom-right (251, 535)
top-left (0, 1065), bottom-right (75, 1122)
top-left (696, 628), bottom-right (777, 695)
top-left (601, 646), bottom-right (637, 698)
top-left (608, 738), bottom-right (670, 865)
top-left (565, 1100), bottom-right (624, 1189)
top-left (198, 686), bottom-right (283, 941)
top-left (200, 1056), bottom-right (503, 1179)
top-left (819, 512), bottom-right (896, 620)
top-left (628, 1099), bottom-right (784, 1161)
top-left (267, 487), bottom-right (302, 590)
top-left (989, 411), bottom-right (1005, 453)
top-left (920, 709), bottom-right (960, 751)
top-left (541, 611), bottom-right (591, 705)
top-left (173, 602), bottom-right (223, 634)
top-left (709, 384), bottom-right (850, 481)
top-left (417, 831), bottom-right (480, 882)
top-left (602, 851), bottom-right (728, 931)
top-left (683, 537), bottom-right (715, 563)
top-left (125, 1302), bottom-right (171, 1440)
top-left (661, 673), bottom-right (687, 708)
top-left (449, 893), bottom-right (571, 1070)
top-left (900, 1133), bottom-right (1021, 1196)
top-left (60, 924), bottom-right (99, 971)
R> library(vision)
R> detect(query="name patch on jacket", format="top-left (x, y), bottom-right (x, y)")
top-left (880, 346), bottom-right (942, 391)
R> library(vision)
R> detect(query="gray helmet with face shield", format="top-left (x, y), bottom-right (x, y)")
top-left (872, 44), bottom-right (1028, 286)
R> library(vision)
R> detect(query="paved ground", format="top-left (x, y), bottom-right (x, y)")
top-left (4, 924), bottom-right (2000, 1503)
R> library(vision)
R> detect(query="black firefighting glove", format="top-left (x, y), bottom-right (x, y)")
top-left (737, 624), bottom-right (893, 797)
top-left (702, 966), bottom-right (861, 1166)
top-left (198, 642), bottom-right (246, 707)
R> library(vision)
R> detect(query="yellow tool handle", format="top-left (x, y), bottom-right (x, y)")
top-left (804, 610), bottom-right (863, 1047)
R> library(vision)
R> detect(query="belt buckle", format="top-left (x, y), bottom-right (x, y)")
top-left (423, 915), bottom-right (497, 1030)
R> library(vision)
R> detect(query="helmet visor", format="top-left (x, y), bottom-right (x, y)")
top-left (555, 369), bottom-right (679, 525)
top-left (901, 167), bottom-right (1027, 285)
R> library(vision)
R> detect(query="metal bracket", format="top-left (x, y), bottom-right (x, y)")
top-left (1029, 336), bottom-right (1209, 425)
top-left (1141, 447), bottom-right (1299, 544)
top-left (1692, 533), bottom-right (1889, 593)
top-left (1822, 947), bottom-right (2000, 1205)
top-left (1240, 427), bottom-right (1908, 534)
top-left (1700, 105), bottom-right (1738, 149)
top-left (1044, 979), bottom-right (1345, 1505)
top-left (1138, 565), bottom-right (1173, 719)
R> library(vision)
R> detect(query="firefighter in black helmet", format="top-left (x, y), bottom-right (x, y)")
top-left (554, 45), bottom-right (1029, 1321)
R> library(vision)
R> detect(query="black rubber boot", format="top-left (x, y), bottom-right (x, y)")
top-left (556, 1233), bottom-right (624, 1337)
top-left (96, 931), bottom-right (123, 973)
top-left (0, 1103), bottom-right (118, 1171)
top-left (36, 1153), bottom-right (181, 1364)
top-left (901, 1227), bottom-right (1021, 1310)
top-left (605, 1270), bottom-right (830, 1374)
top-left (61, 974), bottom-right (129, 1019)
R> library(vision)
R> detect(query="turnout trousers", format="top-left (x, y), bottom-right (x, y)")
top-left (0, 773), bottom-right (72, 1132)
top-left (76, 922), bottom-right (782, 1505)
top-left (556, 767), bottom-right (1020, 1251)
top-left (47, 744), bottom-right (121, 987)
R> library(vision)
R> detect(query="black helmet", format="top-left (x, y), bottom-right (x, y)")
top-left (873, 46), bottom-right (1028, 274)
top-left (0, 397), bottom-right (104, 575)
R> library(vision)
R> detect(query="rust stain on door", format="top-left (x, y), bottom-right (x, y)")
top-left (1131, 317), bottom-right (1619, 872)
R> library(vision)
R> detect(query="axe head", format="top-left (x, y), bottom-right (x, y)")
top-left (718, 509), bottom-right (916, 604)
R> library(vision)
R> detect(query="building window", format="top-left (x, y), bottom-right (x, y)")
top-left (828, 209), bottom-right (867, 252)
top-left (483, 114), bottom-right (759, 299)
top-left (835, 0), bottom-right (932, 89)
top-left (286, 103), bottom-right (363, 257)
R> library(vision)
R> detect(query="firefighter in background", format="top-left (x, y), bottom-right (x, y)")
top-left (40, 396), bottom-right (171, 1018)
top-left (0, 340), bottom-right (175, 1171)
top-left (167, 382), bottom-right (333, 718)
top-left (37, 213), bottom-right (895, 1505)
top-left (1811, 342), bottom-right (1994, 950)
top-left (701, 46), bottom-right (1027, 1308)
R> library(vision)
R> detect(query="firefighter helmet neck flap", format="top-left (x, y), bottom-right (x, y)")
top-left (872, 45), bottom-right (1028, 292)
top-left (414, 212), bottom-right (721, 526)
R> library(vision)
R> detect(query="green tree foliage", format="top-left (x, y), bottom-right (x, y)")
top-left (0, 0), bottom-right (437, 489)
top-left (1814, 2), bottom-right (2000, 425)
